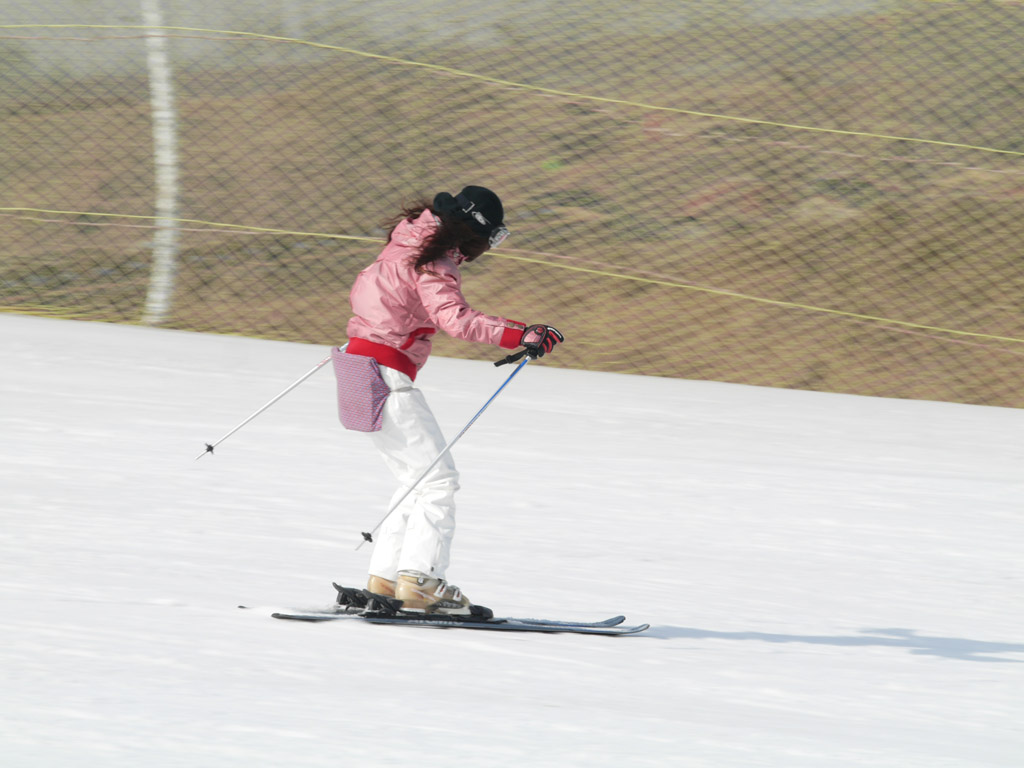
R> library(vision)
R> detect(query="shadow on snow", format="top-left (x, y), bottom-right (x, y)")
top-left (645, 626), bottom-right (1024, 662)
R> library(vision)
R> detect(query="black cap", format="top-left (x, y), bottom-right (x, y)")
top-left (433, 185), bottom-right (504, 238)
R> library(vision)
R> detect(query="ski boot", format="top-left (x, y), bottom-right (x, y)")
top-left (394, 572), bottom-right (492, 619)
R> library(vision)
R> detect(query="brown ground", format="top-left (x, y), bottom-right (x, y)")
top-left (2, 4), bottom-right (1023, 405)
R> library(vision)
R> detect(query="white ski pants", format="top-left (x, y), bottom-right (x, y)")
top-left (367, 366), bottom-right (459, 581)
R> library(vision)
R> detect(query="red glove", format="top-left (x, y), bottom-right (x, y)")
top-left (520, 325), bottom-right (564, 358)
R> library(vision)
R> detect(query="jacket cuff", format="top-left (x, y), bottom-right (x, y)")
top-left (500, 321), bottom-right (526, 349)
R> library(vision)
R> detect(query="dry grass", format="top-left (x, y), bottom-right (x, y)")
top-left (2, 3), bottom-right (1023, 405)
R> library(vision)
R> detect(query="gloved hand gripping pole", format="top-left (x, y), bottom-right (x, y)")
top-left (355, 352), bottom-right (531, 549)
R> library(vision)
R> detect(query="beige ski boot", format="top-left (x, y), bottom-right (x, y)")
top-left (394, 571), bottom-right (487, 617)
top-left (366, 574), bottom-right (396, 597)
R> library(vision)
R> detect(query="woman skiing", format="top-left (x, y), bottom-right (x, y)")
top-left (335, 185), bottom-right (563, 615)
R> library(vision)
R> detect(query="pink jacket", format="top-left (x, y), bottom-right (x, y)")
top-left (346, 209), bottom-right (524, 380)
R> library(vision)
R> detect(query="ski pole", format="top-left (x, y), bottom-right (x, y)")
top-left (356, 352), bottom-right (532, 549)
top-left (194, 345), bottom-right (343, 460)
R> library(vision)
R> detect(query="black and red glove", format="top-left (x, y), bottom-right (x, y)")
top-left (520, 324), bottom-right (564, 359)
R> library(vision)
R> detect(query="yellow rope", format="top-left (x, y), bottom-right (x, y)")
top-left (0, 206), bottom-right (379, 244)
top-left (3, 23), bottom-right (1023, 158)
top-left (497, 253), bottom-right (1024, 346)
top-left (6, 206), bottom-right (1024, 347)
top-left (0, 304), bottom-right (101, 320)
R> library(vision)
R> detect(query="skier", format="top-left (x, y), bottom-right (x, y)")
top-left (334, 185), bottom-right (563, 615)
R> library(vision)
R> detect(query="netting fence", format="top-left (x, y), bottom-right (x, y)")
top-left (2, 0), bottom-right (1023, 406)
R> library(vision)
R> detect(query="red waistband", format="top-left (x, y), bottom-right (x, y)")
top-left (346, 338), bottom-right (419, 381)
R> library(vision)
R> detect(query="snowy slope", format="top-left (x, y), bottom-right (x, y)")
top-left (1, 314), bottom-right (1022, 768)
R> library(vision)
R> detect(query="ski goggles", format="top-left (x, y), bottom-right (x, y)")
top-left (488, 225), bottom-right (510, 249)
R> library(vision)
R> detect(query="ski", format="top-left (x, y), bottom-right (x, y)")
top-left (328, 583), bottom-right (633, 628)
top-left (264, 584), bottom-right (649, 635)
top-left (269, 607), bottom-right (626, 628)
top-left (504, 614), bottom-right (627, 628)
top-left (270, 610), bottom-right (649, 636)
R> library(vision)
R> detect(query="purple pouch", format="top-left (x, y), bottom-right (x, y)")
top-left (332, 348), bottom-right (390, 432)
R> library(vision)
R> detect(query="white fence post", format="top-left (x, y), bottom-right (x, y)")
top-left (140, 0), bottom-right (181, 326)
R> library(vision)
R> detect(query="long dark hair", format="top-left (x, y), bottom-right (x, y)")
top-left (384, 200), bottom-right (479, 274)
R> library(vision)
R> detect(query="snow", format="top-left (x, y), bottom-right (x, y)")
top-left (1, 313), bottom-right (1022, 767)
